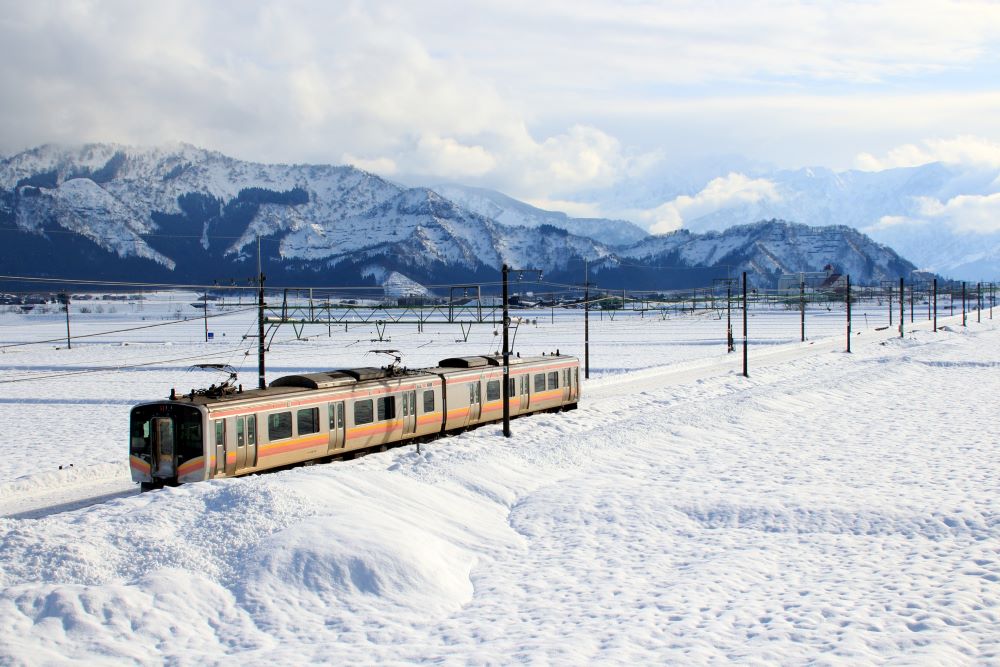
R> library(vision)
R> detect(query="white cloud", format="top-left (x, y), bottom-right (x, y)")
top-left (855, 136), bottom-right (1000, 171)
top-left (638, 173), bottom-right (782, 234)
top-left (864, 214), bottom-right (928, 232)
top-left (0, 0), bottom-right (640, 202)
top-left (523, 198), bottom-right (604, 219)
top-left (3, 1), bottom-right (1000, 203)
top-left (341, 154), bottom-right (398, 176)
top-left (915, 193), bottom-right (1000, 234)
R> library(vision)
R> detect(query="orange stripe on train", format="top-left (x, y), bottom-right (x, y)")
top-left (129, 456), bottom-right (151, 473)
top-left (177, 457), bottom-right (204, 476)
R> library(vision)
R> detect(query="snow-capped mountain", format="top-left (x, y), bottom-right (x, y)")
top-left (430, 184), bottom-right (649, 247)
top-left (601, 161), bottom-right (1000, 280)
top-left (618, 220), bottom-right (917, 288)
top-left (0, 143), bottom-right (921, 290)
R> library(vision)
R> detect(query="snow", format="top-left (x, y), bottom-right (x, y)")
top-left (0, 295), bottom-right (997, 663)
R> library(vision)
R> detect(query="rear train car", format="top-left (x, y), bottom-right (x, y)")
top-left (130, 353), bottom-right (579, 490)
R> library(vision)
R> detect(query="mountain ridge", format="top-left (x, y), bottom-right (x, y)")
top-left (0, 143), bottom-right (923, 291)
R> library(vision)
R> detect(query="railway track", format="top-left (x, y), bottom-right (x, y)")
top-left (0, 313), bottom-right (970, 521)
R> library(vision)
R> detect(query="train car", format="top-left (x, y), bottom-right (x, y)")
top-left (130, 353), bottom-right (579, 490)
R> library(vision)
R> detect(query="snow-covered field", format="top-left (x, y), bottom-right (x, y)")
top-left (0, 295), bottom-right (996, 664)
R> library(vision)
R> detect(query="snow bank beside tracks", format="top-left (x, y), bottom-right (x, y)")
top-left (0, 314), bottom-right (998, 663)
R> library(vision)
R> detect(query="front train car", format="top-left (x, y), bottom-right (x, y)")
top-left (129, 402), bottom-right (209, 490)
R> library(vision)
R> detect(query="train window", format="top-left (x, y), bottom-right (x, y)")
top-left (423, 390), bottom-right (435, 413)
top-left (214, 420), bottom-right (225, 447)
top-left (402, 394), bottom-right (409, 417)
top-left (487, 379), bottom-right (500, 401)
top-left (328, 403), bottom-right (336, 429)
top-left (247, 416), bottom-right (256, 447)
top-left (268, 412), bottom-right (292, 440)
top-left (509, 378), bottom-right (516, 397)
top-left (354, 399), bottom-right (373, 425)
top-left (236, 417), bottom-right (245, 447)
top-left (337, 403), bottom-right (345, 428)
top-left (534, 374), bottom-right (545, 392)
top-left (377, 396), bottom-right (396, 421)
top-left (409, 391), bottom-right (417, 415)
top-left (297, 407), bottom-right (320, 435)
top-left (521, 375), bottom-right (529, 394)
top-left (469, 382), bottom-right (481, 404)
top-left (131, 419), bottom-right (151, 453)
top-left (547, 371), bottom-right (559, 390)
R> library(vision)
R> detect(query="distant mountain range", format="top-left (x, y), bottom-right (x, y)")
top-left (580, 160), bottom-right (1000, 281)
top-left (0, 143), bottom-right (921, 292)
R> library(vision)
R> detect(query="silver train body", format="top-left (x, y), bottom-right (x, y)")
top-left (130, 353), bottom-right (580, 489)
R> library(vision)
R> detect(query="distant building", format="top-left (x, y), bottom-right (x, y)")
top-left (777, 264), bottom-right (846, 294)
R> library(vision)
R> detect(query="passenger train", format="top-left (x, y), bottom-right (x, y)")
top-left (130, 352), bottom-right (580, 490)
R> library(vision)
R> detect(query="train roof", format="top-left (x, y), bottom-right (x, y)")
top-left (161, 353), bottom-right (577, 407)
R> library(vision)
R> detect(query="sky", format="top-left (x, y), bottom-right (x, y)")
top-left (2, 0), bottom-right (1000, 219)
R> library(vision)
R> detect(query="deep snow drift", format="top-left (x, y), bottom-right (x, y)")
top-left (0, 299), bottom-right (997, 664)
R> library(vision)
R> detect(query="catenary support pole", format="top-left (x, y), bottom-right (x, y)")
top-left (846, 275), bottom-right (852, 353)
top-left (910, 280), bottom-right (914, 323)
top-left (978, 282), bottom-right (982, 324)
top-left (742, 271), bottom-right (748, 377)
top-left (502, 264), bottom-right (511, 438)
top-left (933, 278), bottom-right (937, 332)
top-left (62, 293), bottom-right (71, 350)
top-left (800, 280), bottom-right (805, 342)
top-left (899, 277), bottom-right (904, 338)
top-left (962, 282), bottom-right (967, 327)
top-left (889, 283), bottom-right (893, 326)
top-left (203, 288), bottom-right (209, 343)
top-left (727, 282), bottom-right (733, 353)
top-left (257, 235), bottom-right (266, 390)
top-left (584, 260), bottom-right (590, 379)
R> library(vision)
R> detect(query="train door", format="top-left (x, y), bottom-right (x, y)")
top-left (328, 401), bottom-right (345, 452)
top-left (213, 419), bottom-right (225, 475)
top-left (402, 390), bottom-right (417, 435)
top-left (519, 375), bottom-right (529, 410)
top-left (469, 380), bottom-right (482, 422)
top-left (153, 417), bottom-right (175, 477)
top-left (235, 417), bottom-right (247, 470)
top-left (246, 415), bottom-right (258, 468)
top-left (224, 418), bottom-right (237, 477)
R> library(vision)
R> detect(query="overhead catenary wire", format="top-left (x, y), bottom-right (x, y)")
top-left (0, 305), bottom-right (259, 351)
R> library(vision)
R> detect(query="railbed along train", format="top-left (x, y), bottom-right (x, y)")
top-left (130, 353), bottom-right (580, 490)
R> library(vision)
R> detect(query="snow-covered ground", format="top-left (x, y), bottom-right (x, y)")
top-left (0, 295), bottom-right (997, 663)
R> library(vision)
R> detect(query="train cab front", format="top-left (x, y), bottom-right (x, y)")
top-left (130, 402), bottom-right (208, 491)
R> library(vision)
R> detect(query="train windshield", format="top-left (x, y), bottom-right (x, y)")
top-left (130, 404), bottom-right (204, 475)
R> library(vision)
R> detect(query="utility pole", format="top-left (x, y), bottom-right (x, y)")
top-left (203, 288), bottom-right (209, 343)
top-left (978, 282), bottom-right (982, 324)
